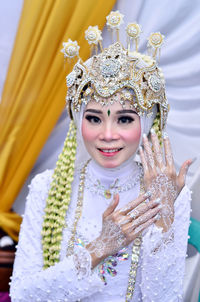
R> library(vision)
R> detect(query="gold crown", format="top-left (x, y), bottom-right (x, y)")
top-left (61, 10), bottom-right (168, 130)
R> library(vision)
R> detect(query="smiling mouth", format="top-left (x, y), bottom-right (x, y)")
top-left (97, 148), bottom-right (123, 153)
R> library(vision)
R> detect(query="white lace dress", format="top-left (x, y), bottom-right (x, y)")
top-left (10, 160), bottom-right (191, 302)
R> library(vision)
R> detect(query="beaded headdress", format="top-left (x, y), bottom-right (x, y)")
top-left (61, 10), bottom-right (169, 130)
top-left (42, 11), bottom-right (169, 272)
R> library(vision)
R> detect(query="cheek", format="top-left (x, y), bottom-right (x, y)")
top-left (123, 124), bottom-right (141, 144)
top-left (82, 120), bottom-right (96, 142)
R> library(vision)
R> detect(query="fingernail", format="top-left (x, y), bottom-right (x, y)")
top-left (144, 191), bottom-right (151, 198)
top-left (150, 128), bottom-right (156, 135)
top-left (154, 198), bottom-right (161, 205)
top-left (162, 132), bottom-right (168, 139)
top-left (158, 204), bottom-right (162, 209)
top-left (155, 213), bottom-right (161, 221)
top-left (143, 133), bottom-right (147, 139)
top-left (139, 146), bottom-right (143, 151)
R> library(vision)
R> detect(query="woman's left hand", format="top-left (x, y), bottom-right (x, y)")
top-left (139, 130), bottom-right (192, 232)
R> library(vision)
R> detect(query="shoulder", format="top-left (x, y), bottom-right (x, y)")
top-left (25, 169), bottom-right (54, 214)
top-left (29, 169), bottom-right (54, 192)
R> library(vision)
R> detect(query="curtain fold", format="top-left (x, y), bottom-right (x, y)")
top-left (0, 0), bottom-right (116, 241)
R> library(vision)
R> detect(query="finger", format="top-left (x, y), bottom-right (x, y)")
top-left (132, 213), bottom-right (161, 235)
top-left (127, 205), bottom-right (161, 231)
top-left (150, 129), bottom-right (164, 170)
top-left (129, 197), bottom-right (161, 219)
top-left (118, 191), bottom-right (151, 215)
top-left (143, 133), bottom-right (155, 171)
top-left (103, 194), bottom-right (119, 219)
top-left (163, 132), bottom-right (174, 167)
top-left (139, 146), bottom-right (149, 173)
top-left (119, 197), bottom-right (160, 227)
top-left (177, 159), bottom-right (192, 189)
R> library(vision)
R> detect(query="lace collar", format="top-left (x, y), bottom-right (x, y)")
top-left (85, 158), bottom-right (143, 199)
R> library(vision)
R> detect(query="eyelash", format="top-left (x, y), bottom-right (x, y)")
top-left (85, 115), bottom-right (134, 124)
top-left (85, 115), bottom-right (101, 124)
top-left (118, 116), bottom-right (134, 124)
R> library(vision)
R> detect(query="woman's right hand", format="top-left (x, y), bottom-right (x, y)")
top-left (87, 193), bottom-right (162, 268)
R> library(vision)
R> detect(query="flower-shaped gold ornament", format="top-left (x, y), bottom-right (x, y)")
top-left (85, 26), bottom-right (102, 45)
top-left (147, 32), bottom-right (164, 49)
top-left (61, 39), bottom-right (80, 59)
top-left (126, 23), bottom-right (142, 39)
top-left (106, 10), bottom-right (124, 29)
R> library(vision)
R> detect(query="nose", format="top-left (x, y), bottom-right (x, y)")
top-left (99, 123), bottom-right (120, 142)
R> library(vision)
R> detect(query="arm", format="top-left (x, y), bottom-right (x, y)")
top-left (140, 130), bottom-right (192, 233)
top-left (140, 186), bottom-right (191, 301)
top-left (138, 130), bottom-right (192, 301)
top-left (10, 171), bottom-right (104, 302)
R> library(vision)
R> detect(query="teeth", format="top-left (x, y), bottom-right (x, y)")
top-left (101, 149), bottom-right (120, 153)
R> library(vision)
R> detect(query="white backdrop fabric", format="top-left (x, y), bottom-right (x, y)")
top-left (0, 0), bottom-right (199, 214)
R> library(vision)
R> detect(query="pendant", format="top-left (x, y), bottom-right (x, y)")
top-left (104, 189), bottom-right (112, 199)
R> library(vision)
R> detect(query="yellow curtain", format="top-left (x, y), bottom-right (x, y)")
top-left (0, 0), bottom-right (116, 241)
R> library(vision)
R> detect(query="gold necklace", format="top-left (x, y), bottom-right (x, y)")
top-left (66, 160), bottom-right (143, 301)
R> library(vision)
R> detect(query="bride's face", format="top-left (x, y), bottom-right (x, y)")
top-left (82, 100), bottom-right (141, 168)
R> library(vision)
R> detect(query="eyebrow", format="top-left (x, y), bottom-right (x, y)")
top-left (84, 109), bottom-right (103, 114)
top-left (116, 109), bottom-right (138, 115)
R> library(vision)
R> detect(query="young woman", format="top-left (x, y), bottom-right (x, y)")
top-left (10, 12), bottom-right (192, 302)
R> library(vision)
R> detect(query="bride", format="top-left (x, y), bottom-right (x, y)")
top-left (10, 11), bottom-right (192, 302)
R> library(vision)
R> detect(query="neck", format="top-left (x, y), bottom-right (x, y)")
top-left (88, 156), bottom-right (140, 187)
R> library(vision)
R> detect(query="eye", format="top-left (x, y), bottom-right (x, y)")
top-left (118, 116), bottom-right (134, 124)
top-left (85, 115), bottom-right (101, 124)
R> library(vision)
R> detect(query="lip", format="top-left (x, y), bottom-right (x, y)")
top-left (97, 147), bottom-right (123, 157)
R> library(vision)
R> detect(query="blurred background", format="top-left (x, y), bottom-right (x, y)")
top-left (0, 0), bottom-right (199, 301)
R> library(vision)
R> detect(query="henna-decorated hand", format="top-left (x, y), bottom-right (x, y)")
top-left (87, 193), bottom-right (161, 267)
top-left (139, 130), bottom-right (192, 232)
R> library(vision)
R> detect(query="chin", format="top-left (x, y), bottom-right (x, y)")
top-left (97, 159), bottom-right (122, 169)
top-left (102, 163), bottom-right (119, 169)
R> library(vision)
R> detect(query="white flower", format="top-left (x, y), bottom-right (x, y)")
top-left (85, 26), bottom-right (102, 45)
top-left (126, 23), bottom-right (142, 39)
top-left (106, 10), bottom-right (124, 29)
top-left (61, 39), bottom-right (80, 58)
top-left (147, 32), bottom-right (165, 49)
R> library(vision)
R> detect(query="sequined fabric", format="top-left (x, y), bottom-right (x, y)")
top-left (10, 160), bottom-right (191, 302)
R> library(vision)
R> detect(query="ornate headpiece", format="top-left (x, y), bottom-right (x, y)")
top-left (61, 10), bottom-right (169, 130)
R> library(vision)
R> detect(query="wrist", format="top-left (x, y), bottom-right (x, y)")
top-left (86, 238), bottom-right (106, 269)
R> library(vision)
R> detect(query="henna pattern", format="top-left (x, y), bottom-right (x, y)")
top-left (149, 173), bottom-right (178, 230)
top-left (88, 219), bottom-right (126, 258)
